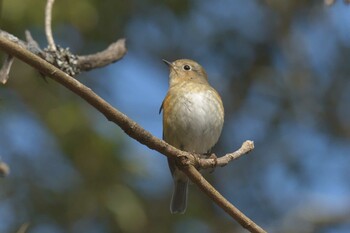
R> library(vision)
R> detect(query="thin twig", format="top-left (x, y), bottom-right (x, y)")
top-left (0, 36), bottom-right (266, 233)
top-left (25, 30), bottom-right (42, 54)
top-left (0, 54), bottom-right (14, 84)
top-left (0, 30), bottom-right (25, 47)
top-left (197, 140), bottom-right (254, 169)
top-left (45, 0), bottom-right (56, 51)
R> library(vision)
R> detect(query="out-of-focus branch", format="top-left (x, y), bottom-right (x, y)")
top-left (272, 202), bottom-right (350, 233)
top-left (325, 0), bottom-right (336, 5)
top-left (325, 0), bottom-right (350, 5)
top-left (16, 223), bottom-right (30, 233)
top-left (0, 36), bottom-right (265, 233)
top-left (0, 160), bottom-right (10, 177)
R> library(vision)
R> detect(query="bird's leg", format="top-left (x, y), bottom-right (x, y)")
top-left (202, 151), bottom-right (217, 173)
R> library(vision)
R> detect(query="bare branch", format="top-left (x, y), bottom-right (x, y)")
top-left (0, 36), bottom-right (266, 233)
top-left (0, 54), bottom-right (14, 84)
top-left (197, 140), bottom-right (254, 169)
top-left (25, 30), bottom-right (42, 54)
top-left (45, 0), bottom-right (56, 51)
top-left (0, 30), bottom-right (27, 48)
top-left (0, 29), bottom-right (126, 74)
top-left (77, 38), bottom-right (127, 71)
top-left (184, 166), bottom-right (266, 233)
top-left (0, 30), bottom-right (42, 55)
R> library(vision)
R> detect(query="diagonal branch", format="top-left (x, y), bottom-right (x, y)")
top-left (184, 166), bottom-right (265, 232)
top-left (16, 223), bottom-right (30, 233)
top-left (0, 36), bottom-right (266, 233)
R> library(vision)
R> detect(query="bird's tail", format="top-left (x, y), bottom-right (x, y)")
top-left (170, 179), bottom-right (188, 214)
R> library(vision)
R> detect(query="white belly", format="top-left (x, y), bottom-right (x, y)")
top-left (164, 90), bottom-right (224, 153)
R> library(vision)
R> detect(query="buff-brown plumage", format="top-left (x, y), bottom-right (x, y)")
top-left (161, 59), bottom-right (224, 214)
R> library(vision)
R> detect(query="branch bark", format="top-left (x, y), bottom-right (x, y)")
top-left (45, 0), bottom-right (56, 51)
top-left (0, 54), bottom-right (14, 84)
top-left (0, 29), bottom-right (127, 73)
top-left (0, 36), bottom-right (266, 233)
top-left (196, 140), bottom-right (254, 169)
top-left (77, 39), bottom-right (127, 71)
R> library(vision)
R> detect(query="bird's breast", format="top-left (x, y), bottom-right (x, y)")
top-left (163, 86), bottom-right (224, 153)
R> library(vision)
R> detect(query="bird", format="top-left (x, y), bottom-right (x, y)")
top-left (160, 59), bottom-right (224, 214)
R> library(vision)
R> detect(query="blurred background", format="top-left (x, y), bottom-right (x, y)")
top-left (1, 0), bottom-right (350, 232)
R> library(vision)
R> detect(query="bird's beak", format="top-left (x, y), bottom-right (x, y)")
top-left (162, 59), bottom-right (173, 68)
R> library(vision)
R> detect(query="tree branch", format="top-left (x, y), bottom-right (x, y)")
top-left (0, 54), bottom-right (14, 84)
top-left (184, 166), bottom-right (265, 233)
top-left (196, 140), bottom-right (254, 169)
top-left (0, 36), bottom-right (266, 233)
top-left (77, 38), bottom-right (127, 71)
top-left (45, 0), bottom-right (56, 51)
top-left (0, 29), bottom-right (127, 74)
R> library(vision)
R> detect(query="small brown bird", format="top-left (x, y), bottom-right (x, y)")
top-left (160, 59), bottom-right (224, 214)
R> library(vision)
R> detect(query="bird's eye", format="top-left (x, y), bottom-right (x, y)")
top-left (183, 65), bottom-right (191, 71)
